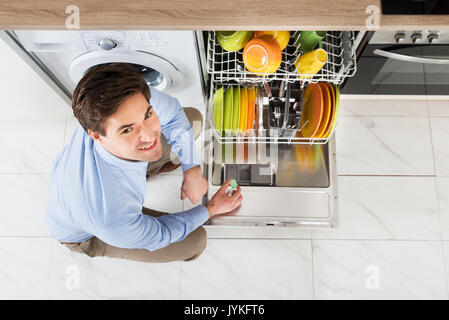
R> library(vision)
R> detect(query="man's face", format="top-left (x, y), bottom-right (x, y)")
top-left (88, 91), bottom-right (163, 162)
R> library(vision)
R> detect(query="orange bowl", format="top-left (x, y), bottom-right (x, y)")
top-left (255, 31), bottom-right (290, 50)
top-left (243, 35), bottom-right (282, 74)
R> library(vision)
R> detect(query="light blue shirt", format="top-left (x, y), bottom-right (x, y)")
top-left (45, 87), bottom-right (209, 250)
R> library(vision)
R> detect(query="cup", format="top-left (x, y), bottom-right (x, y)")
top-left (255, 31), bottom-right (290, 50)
top-left (243, 35), bottom-right (282, 74)
top-left (294, 48), bottom-right (328, 78)
top-left (216, 31), bottom-right (254, 52)
top-left (294, 31), bottom-right (326, 53)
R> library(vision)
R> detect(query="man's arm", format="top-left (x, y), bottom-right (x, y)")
top-left (94, 180), bottom-right (243, 251)
top-left (94, 205), bottom-right (210, 251)
top-left (149, 86), bottom-right (200, 172)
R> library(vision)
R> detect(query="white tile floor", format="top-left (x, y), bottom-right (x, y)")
top-left (1, 98), bottom-right (449, 300)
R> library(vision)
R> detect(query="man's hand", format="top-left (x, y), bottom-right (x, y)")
top-left (181, 165), bottom-right (208, 204)
top-left (205, 179), bottom-right (243, 218)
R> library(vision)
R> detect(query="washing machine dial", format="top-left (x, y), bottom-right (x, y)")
top-left (97, 38), bottom-right (117, 51)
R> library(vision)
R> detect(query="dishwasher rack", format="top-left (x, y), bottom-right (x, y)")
top-left (208, 81), bottom-right (333, 145)
top-left (207, 31), bottom-right (357, 85)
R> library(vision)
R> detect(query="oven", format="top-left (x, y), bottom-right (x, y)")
top-left (341, 30), bottom-right (449, 95)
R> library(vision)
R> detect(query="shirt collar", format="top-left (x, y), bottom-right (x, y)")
top-left (93, 140), bottom-right (148, 170)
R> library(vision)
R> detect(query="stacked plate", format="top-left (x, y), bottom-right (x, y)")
top-left (212, 85), bottom-right (257, 137)
top-left (213, 81), bottom-right (340, 140)
top-left (298, 82), bottom-right (340, 139)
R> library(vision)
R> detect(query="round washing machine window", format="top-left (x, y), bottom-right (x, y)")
top-left (83, 62), bottom-right (165, 88)
top-left (133, 64), bottom-right (164, 88)
top-left (69, 51), bottom-right (182, 92)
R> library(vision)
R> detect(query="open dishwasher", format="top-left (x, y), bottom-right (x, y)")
top-left (199, 30), bottom-right (357, 229)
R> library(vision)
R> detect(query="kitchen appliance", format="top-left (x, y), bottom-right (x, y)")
top-left (1, 30), bottom-right (206, 113)
top-left (2, 29), bottom-right (358, 230)
top-left (205, 80), bottom-right (339, 228)
top-left (381, 0), bottom-right (449, 14)
top-left (202, 30), bottom-right (357, 228)
top-left (341, 30), bottom-right (449, 95)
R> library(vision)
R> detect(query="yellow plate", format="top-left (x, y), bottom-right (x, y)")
top-left (239, 87), bottom-right (248, 135)
top-left (327, 84), bottom-right (340, 137)
top-left (232, 86), bottom-right (240, 135)
top-left (321, 83), bottom-right (335, 138)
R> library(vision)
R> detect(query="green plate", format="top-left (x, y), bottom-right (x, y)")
top-left (223, 87), bottom-right (234, 135)
top-left (213, 87), bottom-right (224, 135)
top-left (232, 86), bottom-right (240, 135)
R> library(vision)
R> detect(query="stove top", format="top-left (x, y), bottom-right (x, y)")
top-left (381, 0), bottom-right (449, 14)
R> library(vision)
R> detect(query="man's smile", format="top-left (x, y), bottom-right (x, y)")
top-left (138, 138), bottom-right (158, 152)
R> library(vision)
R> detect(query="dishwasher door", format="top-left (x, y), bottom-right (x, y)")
top-left (203, 133), bottom-right (339, 229)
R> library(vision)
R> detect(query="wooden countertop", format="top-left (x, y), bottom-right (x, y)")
top-left (1, 0), bottom-right (449, 30)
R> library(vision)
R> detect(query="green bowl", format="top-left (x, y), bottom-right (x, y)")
top-left (216, 31), bottom-right (254, 52)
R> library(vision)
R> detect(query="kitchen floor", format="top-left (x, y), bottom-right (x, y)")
top-left (2, 39), bottom-right (449, 300)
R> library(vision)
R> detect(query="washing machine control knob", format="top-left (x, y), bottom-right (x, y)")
top-left (97, 39), bottom-right (117, 51)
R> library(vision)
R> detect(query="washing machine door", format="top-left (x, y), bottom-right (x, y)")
top-left (69, 51), bottom-right (182, 92)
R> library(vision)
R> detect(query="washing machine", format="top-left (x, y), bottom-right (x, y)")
top-left (10, 30), bottom-right (207, 114)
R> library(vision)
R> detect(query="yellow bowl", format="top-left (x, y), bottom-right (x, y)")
top-left (243, 36), bottom-right (282, 74)
top-left (255, 31), bottom-right (290, 50)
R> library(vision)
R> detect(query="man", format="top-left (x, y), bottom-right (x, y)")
top-left (46, 63), bottom-right (242, 263)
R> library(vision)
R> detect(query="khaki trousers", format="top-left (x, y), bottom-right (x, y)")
top-left (63, 107), bottom-right (207, 263)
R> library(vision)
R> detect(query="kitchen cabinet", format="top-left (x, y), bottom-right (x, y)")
top-left (1, 0), bottom-right (449, 30)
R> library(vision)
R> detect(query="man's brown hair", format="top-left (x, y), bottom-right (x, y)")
top-left (72, 62), bottom-right (150, 136)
